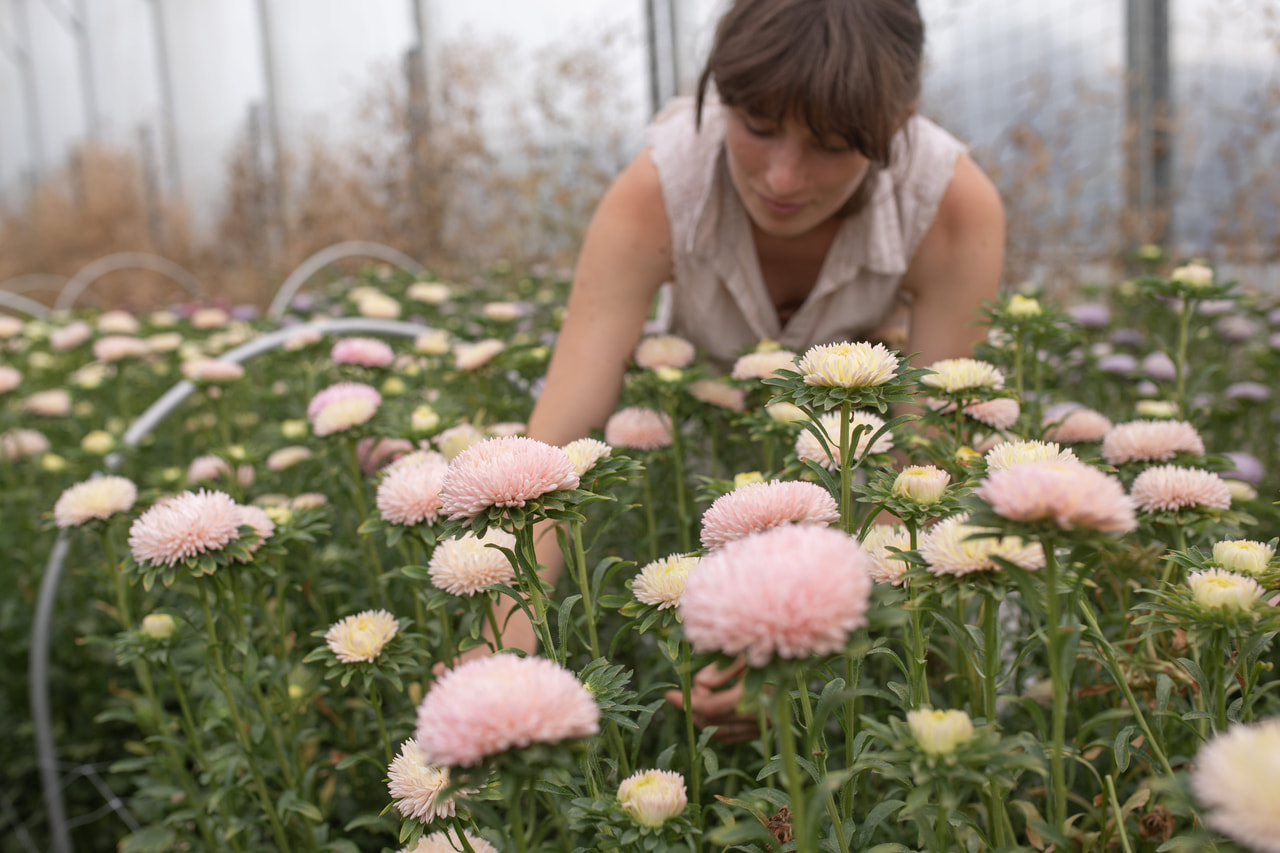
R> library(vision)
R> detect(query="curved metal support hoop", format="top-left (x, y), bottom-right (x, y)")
top-left (33, 317), bottom-right (434, 853)
top-left (0, 290), bottom-right (52, 318)
top-left (1, 273), bottom-right (70, 295)
top-left (266, 241), bottom-right (427, 321)
top-left (54, 253), bottom-right (205, 312)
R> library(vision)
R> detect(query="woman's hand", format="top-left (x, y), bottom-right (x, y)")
top-left (664, 657), bottom-right (760, 744)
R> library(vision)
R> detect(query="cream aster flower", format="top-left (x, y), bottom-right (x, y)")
top-left (977, 459), bottom-right (1138, 533)
top-left (689, 379), bottom-right (746, 412)
top-left (1187, 569), bottom-right (1262, 613)
top-left (407, 281), bottom-right (451, 304)
top-left (908, 708), bottom-right (976, 755)
top-left (634, 334), bottom-right (696, 369)
top-left (1101, 419), bottom-right (1205, 465)
top-left (632, 553), bottom-right (699, 610)
top-left (324, 609), bottom-right (400, 663)
top-left (427, 529), bottom-right (517, 596)
top-left (1213, 540), bottom-right (1274, 576)
top-left (182, 359), bottom-right (245, 383)
top-left (797, 341), bottom-right (899, 388)
top-left (1191, 719), bottom-right (1280, 853)
top-left (187, 454), bottom-right (231, 484)
top-left (795, 410), bottom-right (893, 470)
top-left (731, 349), bottom-right (798, 380)
top-left (1006, 294), bottom-right (1042, 317)
top-left (861, 523), bottom-right (912, 585)
top-left (482, 300), bottom-right (522, 322)
top-left (765, 399), bottom-right (808, 424)
top-left (0, 315), bottom-right (22, 337)
top-left (453, 338), bottom-right (505, 370)
top-left (893, 465), bottom-right (950, 506)
top-left (402, 830), bottom-right (497, 853)
top-left (128, 490), bottom-right (244, 567)
top-left (2, 428), bottom-right (50, 461)
top-left (617, 769), bottom-right (688, 827)
top-left (332, 337), bottom-right (395, 368)
top-left (23, 389), bottom-right (72, 417)
top-left (984, 440), bottom-right (1076, 472)
top-left (434, 423), bottom-right (485, 460)
top-left (386, 739), bottom-right (460, 823)
top-left (191, 307), bottom-right (229, 329)
top-left (921, 358), bottom-right (1005, 393)
top-left (1225, 480), bottom-right (1259, 502)
top-left (358, 292), bottom-right (402, 319)
top-left (1171, 262), bottom-right (1214, 289)
top-left (1130, 465), bottom-right (1232, 513)
top-left (1135, 399), bottom-right (1178, 419)
top-left (414, 330), bottom-right (451, 355)
top-left (562, 438), bottom-right (612, 477)
top-left (439, 436), bottom-right (580, 520)
top-left (312, 397), bottom-right (380, 437)
top-left (146, 332), bottom-right (184, 353)
top-left (141, 613), bottom-right (176, 640)
top-left (93, 335), bottom-right (149, 362)
top-left (266, 446), bottom-right (313, 472)
top-left (80, 430), bottom-right (114, 455)
top-left (700, 479), bottom-right (839, 549)
top-left (54, 476), bottom-right (138, 528)
top-left (96, 309), bottom-right (140, 334)
top-left (919, 513), bottom-right (1045, 576)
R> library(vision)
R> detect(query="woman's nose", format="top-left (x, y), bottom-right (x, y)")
top-left (764, 140), bottom-right (805, 197)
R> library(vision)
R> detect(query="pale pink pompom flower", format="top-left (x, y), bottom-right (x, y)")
top-left (308, 383), bottom-right (382, 437)
top-left (266, 446), bottom-right (312, 472)
top-left (377, 454), bottom-right (450, 525)
top-left (54, 476), bottom-right (138, 528)
top-left (332, 336), bottom-right (395, 368)
top-left (23, 389), bottom-right (71, 417)
top-left (731, 349), bottom-right (798, 380)
top-left (688, 379), bottom-right (746, 412)
top-left (700, 479), bottom-right (839, 549)
top-left (182, 359), bottom-right (245, 383)
top-left (1101, 419), bottom-right (1205, 465)
top-left (679, 524), bottom-right (873, 667)
top-left (2, 428), bottom-right (50, 461)
top-left (634, 334), bottom-right (696, 369)
top-left (1043, 407), bottom-right (1112, 444)
top-left (187, 454), bottom-right (231, 483)
top-left (387, 739), bottom-right (460, 823)
top-left (1130, 465), bottom-right (1232, 513)
top-left (964, 397), bottom-right (1020, 430)
top-left (306, 382), bottom-right (382, 419)
top-left (453, 338), bottom-right (505, 370)
top-left (0, 366), bottom-right (21, 394)
top-left (404, 830), bottom-right (497, 853)
top-left (415, 654), bottom-right (600, 767)
top-left (50, 320), bottom-right (91, 351)
top-left (93, 335), bottom-right (148, 362)
top-left (428, 529), bottom-right (517, 596)
top-left (358, 436), bottom-right (414, 474)
top-left (128, 490), bottom-right (244, 567)
top-left (605, 407), bottom-right (673, 451)
top-left (1191, 719), bottom-right (1280, 853)
top-left (977, 459), bottom-right (1138, 533)
top-left (439, 436), bottom-right (579, 520)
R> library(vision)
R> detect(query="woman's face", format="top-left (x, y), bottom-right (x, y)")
top-left (723, 107), bottom-right (871, 239)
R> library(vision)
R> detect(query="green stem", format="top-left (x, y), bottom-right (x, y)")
top-left (982, 593), bottom-right (1000, 723)
top-left (483, 594), bottom-right (504, 652)
top-left (842, 650), bottom-right (862, 819)
top-left (641, 464), bottom-right (659, 562)
top-left (370, 683), bottom-right (394, 765)
top-left (773, 680), bottom-right (811, 852)
top-left (1106, 774), bottom-right (1136, 853)
top-left (1043, 538), bottom-right (1068, 830)
top-left (508, 778), bottom-right (529, 853)
top-left (665, 395), bottom-right (692, 552)
top-left (680, 643), bottom-right (701, 815)
top-left (199, 588), bottom-right (294, 853)
top-left (451, 817), bottom-right (478, 853)
top-left (570, 520), bottom-right (601, 660)
top-left (345, 438), bottom-right (385, 607)
top-left (102, 530), bottom-right (132, 629)
top-left (907, 523), bottom-right (928, 709)
top-left (839, 401), bottom-right (854, 534)
top-left (1175, 297), bottom-right (1193, 420)
top-left (1211, 629), bottom-right (1230, 735)
top-left (513, 524), bottom-right (557, 664)
top-left (167, 659), bottom-right (210, 772)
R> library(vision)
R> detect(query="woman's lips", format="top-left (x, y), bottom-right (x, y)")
top-left (758, 194), bottom-right (806, 216)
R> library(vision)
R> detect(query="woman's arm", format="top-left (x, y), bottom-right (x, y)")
top-left (898, 151), bottom-right (1006, 364)
top-left (526, 148), bottom-right (674, 446)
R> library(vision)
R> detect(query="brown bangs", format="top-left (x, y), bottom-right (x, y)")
top-left (696, 0), bottom-right (924, 167)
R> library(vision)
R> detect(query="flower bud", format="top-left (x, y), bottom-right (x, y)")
top-left (281, 419), bottom-right (309, 440)
top-left (411, 405), bottom-right (441, 434)
top-left (142, 613), bottom-right (177, 641)
top-left (1007, 294), bottom-right (1042, 317)
top-left (1171, 262), bottom-right (1214, 289)
top-left (907, 708), bottom-right (975, 756)
top-left (1135, 400), bottom-right (1178, 419)
top-left (382, 376), bottom-right (407, 397)
top-left (81, 430), bottom-right (115, 455)
top-left (41, 453), bottom-right (68, 473)
top-left (765, 400), bottom-right (807, 424)
top-left (892, 465), bottom-right (950, 506)
top-left (733, 471), bottom-right (765, 489)
top-left (287, 683), bottom-right (305, 701)
top-left (617, 769), bottom-right (688, 827)
top-left (1224, 480), bottom-right (1258, 502)
top-left (653, 366), bottom-right (683, 383)
top-left (1213, 540), bottom-right (1274, 576)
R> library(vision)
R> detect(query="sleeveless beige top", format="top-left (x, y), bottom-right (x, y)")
top-left (646, 96), bottom-right (965, 367)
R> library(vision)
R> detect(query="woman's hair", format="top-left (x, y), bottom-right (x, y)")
top-left (696, 0), bottom-right (925, 214)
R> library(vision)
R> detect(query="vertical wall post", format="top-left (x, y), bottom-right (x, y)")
top-left (254, 0), bottom-right (285, 264)
top-left (1126, 0), bottom-right (1173, 246)
top-left (13, 0), bottom-right (43, 189)
top-left (147, 0), bottom-right (182, 203)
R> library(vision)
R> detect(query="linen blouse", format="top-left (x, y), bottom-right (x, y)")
top-left (646, 96), bottom-right (966, 367)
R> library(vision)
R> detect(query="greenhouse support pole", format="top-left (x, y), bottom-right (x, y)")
top-left (13, 0), bottom-right (44, 185)
top-left (1125, 0), bottom-right (1172, 246)
top-left (146, 0), bottom-right (182, 203)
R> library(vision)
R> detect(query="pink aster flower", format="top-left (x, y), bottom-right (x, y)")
top-left (23, 389), bottom-right (71, 417)
top-left (1130, 465), bottom-right (1232, 513)
top-left (377, 454), bottom-right (450, 525)
top-left (307, 382), bottom-right (382, 437)
top-left (439, 436), bottom-right (580, 520)
top-left (0, 366), bottom-right (21, 394)
top-left (634, 334), bottom-right (696, 369)
top-left (128, 490), bottom-right (244, 567)
top-left (93, 334), bottom-right (148, 362)
top-left (332, 336), bottom-right (395, 368)
top-left (1, 428), bottom-right (50, 461)
top-left (182, 359), bottom-right (245, 383)
top-left (604, 407), bottom-right (673, 450)
top-left (1101, 419), bottom-right (1205, 465)
top-left (306, 381), bottom-right (382, 418)
top-left (688, 379), bottom-right (746, 412)
top-left (964, 397), bottom-right (1020, 430)
top-left (403, 829), bottom-right (497, 853)
top-left (50, 320), bottom-right (91, 351)
top-left (266, 446), bottom-right (313, 472)
top-left (415, 654), bottom-right (600, 767)
top-left (453, 338), bottom-right (505, 370)
top-left (731, 349), bottom-right (798, 380)
top-left (236, 504), bottom-right (275, 552)
top-left (187, 454), bottom-right (231, 483)
top-left (1043, 407), bottom-right (1112, 444)
top-left (1191, 719), bottom-right (1280, 853)
top-left (428, 529), bottom-right (517, 595)
top-left (387, 738), bottom-right (460, 823)
top-left (976, 459), bottom-right (1138, 533)
top-left (54, 476), bottom-right (138, 528)
top-left (700, 479), bottom-right (839, 549)
top-left (678, 524), bottom-right (873, 667)
top-left (357, 436), bottom-right (414, 474)
top-left (96, 309), bottom-right (139, 335)
top-left (434, 423), bottom-right (485, 460)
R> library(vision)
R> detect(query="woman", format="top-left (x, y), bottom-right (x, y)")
top-left (509, 0), bottom-right (1004, 730)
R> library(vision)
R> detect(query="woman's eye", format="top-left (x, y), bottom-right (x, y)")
top-left (743, 120), bottom-right (778, 137)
